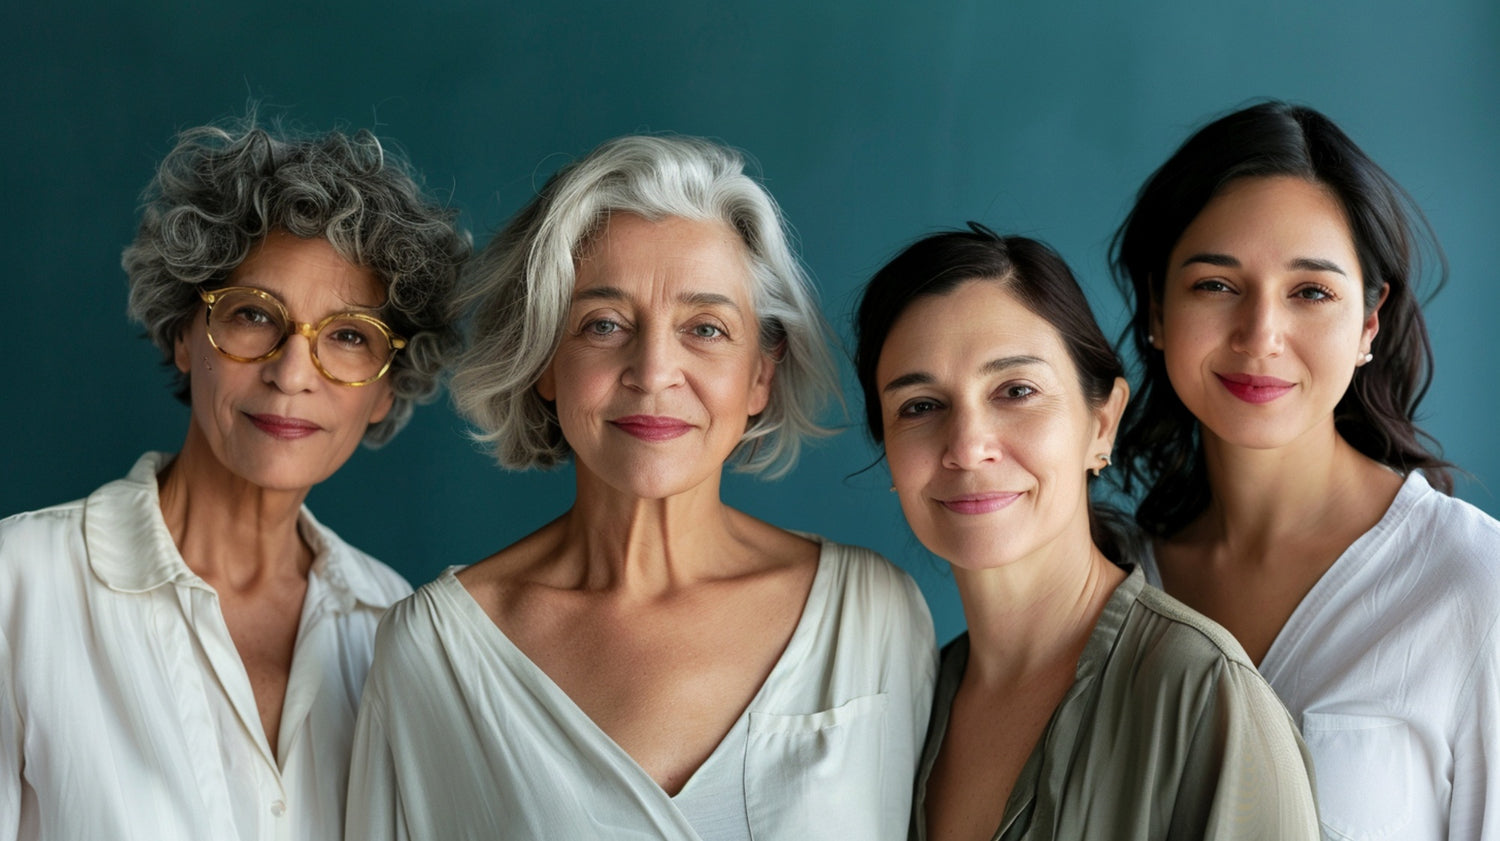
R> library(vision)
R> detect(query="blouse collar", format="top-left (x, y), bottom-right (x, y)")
top-left (84, 451), bottom-right (395, 610)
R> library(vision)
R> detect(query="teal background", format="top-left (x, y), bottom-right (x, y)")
top-left (3, 1), bottom-right (1496, 644)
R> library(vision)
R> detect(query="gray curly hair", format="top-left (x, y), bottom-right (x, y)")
top-left (451, 134), bottom-right (838, 477)
top-left (122, 117), bottom-right (470, 446)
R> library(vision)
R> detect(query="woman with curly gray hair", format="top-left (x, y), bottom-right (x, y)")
top-left (347, 135), bottom-right (936, 841)
top-left (0, 118), bottom-right (466, 841)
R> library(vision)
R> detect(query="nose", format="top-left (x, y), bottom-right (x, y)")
top-left (941, 403), bottom-right (1001, 471)
top-left (621, 327), bottom-right (686, 393)
top-left (261, 333), bottom-right (321, 393)
top-left (1229, 289), bottom-right (1285, 358)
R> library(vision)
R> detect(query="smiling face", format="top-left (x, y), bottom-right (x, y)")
top-left (173, 230), bottom-right (394, 492)
top-left (876, 279), bottom-right (1124, 571)
top-left (537, 212), bottom-right (774, 500)
top-left (1155, 176), bottom-right (1383, 452)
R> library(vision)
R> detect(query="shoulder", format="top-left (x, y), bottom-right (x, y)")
top-left (0, 499), bottom-right (89, 606)
top-left (1128, 581), bottom-right (1258, 669)
top-left (812, 536), bottom-right (930, 618)
top-left (0, 497), bottom-right (87, 553)
top-left (1105, 580), bottom-right (1278, 715)
top-left (1395, 473), bottom-right (1500, 572)
top-left (299, 507), bottom-right (413, 608)
top-left (1355, 474), bottom-right (1500, 629)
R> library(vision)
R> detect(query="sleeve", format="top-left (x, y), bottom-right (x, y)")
top-left (1170, 661), bottom-right (1322, 841)
top-left (1448, 613), bottom-right (1500, 841)
top-left (1, 626), bottom-right (19, 841)
top-left (884, 568), bottom-right (938, 753)
top-left (344, 678), bottom-right (411, 841)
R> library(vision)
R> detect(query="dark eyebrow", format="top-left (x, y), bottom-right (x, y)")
top-left (571, 287), bottom-right (742, 312)
top-left (1178, 253), bottom-right (1347, 276)
top-left (881, 355), bottom-right (1048, 394)
top-left (1178, 252), bottom-right (1240, 269)
top-left (1288, 257), bottom-right (1347, 276)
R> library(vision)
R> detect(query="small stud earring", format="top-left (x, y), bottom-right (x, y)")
top-left (889, 485), bottom-right (897, 493)
top-left (1146, 333), bottom-right (1155, 346)
top-left (1358, 351), bottom-right (1374, 366)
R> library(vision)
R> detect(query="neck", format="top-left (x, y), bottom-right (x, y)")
top-left (1196, 420), bottom-right (1381, 553)
top-left (551, 465), bottom-right (752, 596)
top-left (954, 513), bottom-right (1125, 686)
top-left (158, 421), bottom-right (313, 589)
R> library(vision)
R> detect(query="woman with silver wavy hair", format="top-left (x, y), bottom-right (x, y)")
top-left (348, 135), bottom-right (936, 840)
top-left (0, 118), bottom-right (467, 841)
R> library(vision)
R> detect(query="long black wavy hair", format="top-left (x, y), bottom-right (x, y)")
top-left (1111, 101), bottom-right (1451, 538)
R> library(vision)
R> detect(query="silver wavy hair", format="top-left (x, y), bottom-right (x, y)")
top-left (451, 134), bottom-right (838, 477)
top-left (122, 117), bottom-right (470, 446)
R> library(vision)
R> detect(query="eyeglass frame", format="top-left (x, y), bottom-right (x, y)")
top-left (197, 286), bottom-right (407, 387)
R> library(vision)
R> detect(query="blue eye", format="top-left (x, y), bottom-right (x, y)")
top-left (585, 319), bottom-right (621, 336)
top-left (689, 323), bottom-right (725, 340)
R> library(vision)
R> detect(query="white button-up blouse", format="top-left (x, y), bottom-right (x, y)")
top-left (0, 452), bottom-right (411, 841)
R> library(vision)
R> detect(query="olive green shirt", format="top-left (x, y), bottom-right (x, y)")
top-left (910, 568), bottom-right (1320, 840)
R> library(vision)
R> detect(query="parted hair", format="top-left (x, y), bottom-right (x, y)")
top-left (122, 116), bottom-right (470, 446)
top-left (1111, 100), bottom-right (1452, 538)
top-left (854, 225), bottom-right (1138, 565)
top-left (451, 134), bottom-right (838, 476)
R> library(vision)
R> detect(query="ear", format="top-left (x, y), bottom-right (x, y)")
top-left (173, 329), bottom-right (191, 374)
top-left (1362, 283), bottom-right (1390, 351)
top-left (746, 350), bottom-right (777, 418)
top-left (536, 360), bottom-right (557, 403)
top-left (1088, 376), bottom-right (1131, 468)
top-left (367, 382), bottom-right (395, 425)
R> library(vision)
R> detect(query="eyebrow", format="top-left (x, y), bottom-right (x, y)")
top-left (573, 286), bottom-right (743, 312)
top-left (1178, 252), bottom-right (1347, 276)
top-left (881, 355), bottom-right (1048, 394)
top-left (238, 283), bottom-right (383, 314)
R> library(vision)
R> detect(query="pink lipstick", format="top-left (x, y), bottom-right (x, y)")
top-left (610, 415), bottom-right (693, 442)
top-left (247, 413), bottom-right (321, 440)
top-left (939, 492), bottom-right (1022, 515)
top-left (1216, 373), bottom-right (1294, 405)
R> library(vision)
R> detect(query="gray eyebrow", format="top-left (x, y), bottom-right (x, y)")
top-left (573, 286), bottom-right (742, 312)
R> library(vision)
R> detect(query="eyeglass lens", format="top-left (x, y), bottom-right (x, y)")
top-left (206, 289), bottom-right (395, 384)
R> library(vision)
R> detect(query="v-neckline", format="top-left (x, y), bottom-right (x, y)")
top-left (434, 537), bottom-right (831, 801)
top-left (1255, 471), bottom-right (1421, 683)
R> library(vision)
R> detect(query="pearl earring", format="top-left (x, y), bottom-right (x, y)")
top-left (1358, 351), bottom-right (1373, 366)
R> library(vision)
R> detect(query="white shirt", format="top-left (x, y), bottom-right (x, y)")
top-left (1142, 472), bottom-right (1500, 841)
top-left (0, 452), bottom-right (411, 841)
top-left (346, 539), bottom-right (938, 841)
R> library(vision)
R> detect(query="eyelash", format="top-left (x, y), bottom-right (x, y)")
top-left (1190, 278), bottom-right (1339, 303)
top-left (893, 383), bottom-right (1037, 418)
top-left (574, 316), bottom-right (732, 342)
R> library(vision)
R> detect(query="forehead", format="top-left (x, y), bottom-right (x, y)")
top-left (573, 213), bottom-right (754, 302)
top-left (877, 280), bottom-right (1070, 381)
top-left (1173, 176), bottom-right (1357, 261)
top-left (229, 230), bottom-right (385, 309)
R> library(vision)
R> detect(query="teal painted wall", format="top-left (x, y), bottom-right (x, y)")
top-left (4, 1), bottom-right (1496, 644)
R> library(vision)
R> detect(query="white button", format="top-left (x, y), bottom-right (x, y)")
top-left (270, 800), bottom-right (286, 817)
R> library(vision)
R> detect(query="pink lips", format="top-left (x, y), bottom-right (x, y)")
top-left (610, 415), bottom-right (693, 442)
top-left (247, 413), bottom-right (321, 440)
top-left (1216, 373), bottom-right (1295, 405)
top-left (939, 492), bottom-right (1022, 515)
